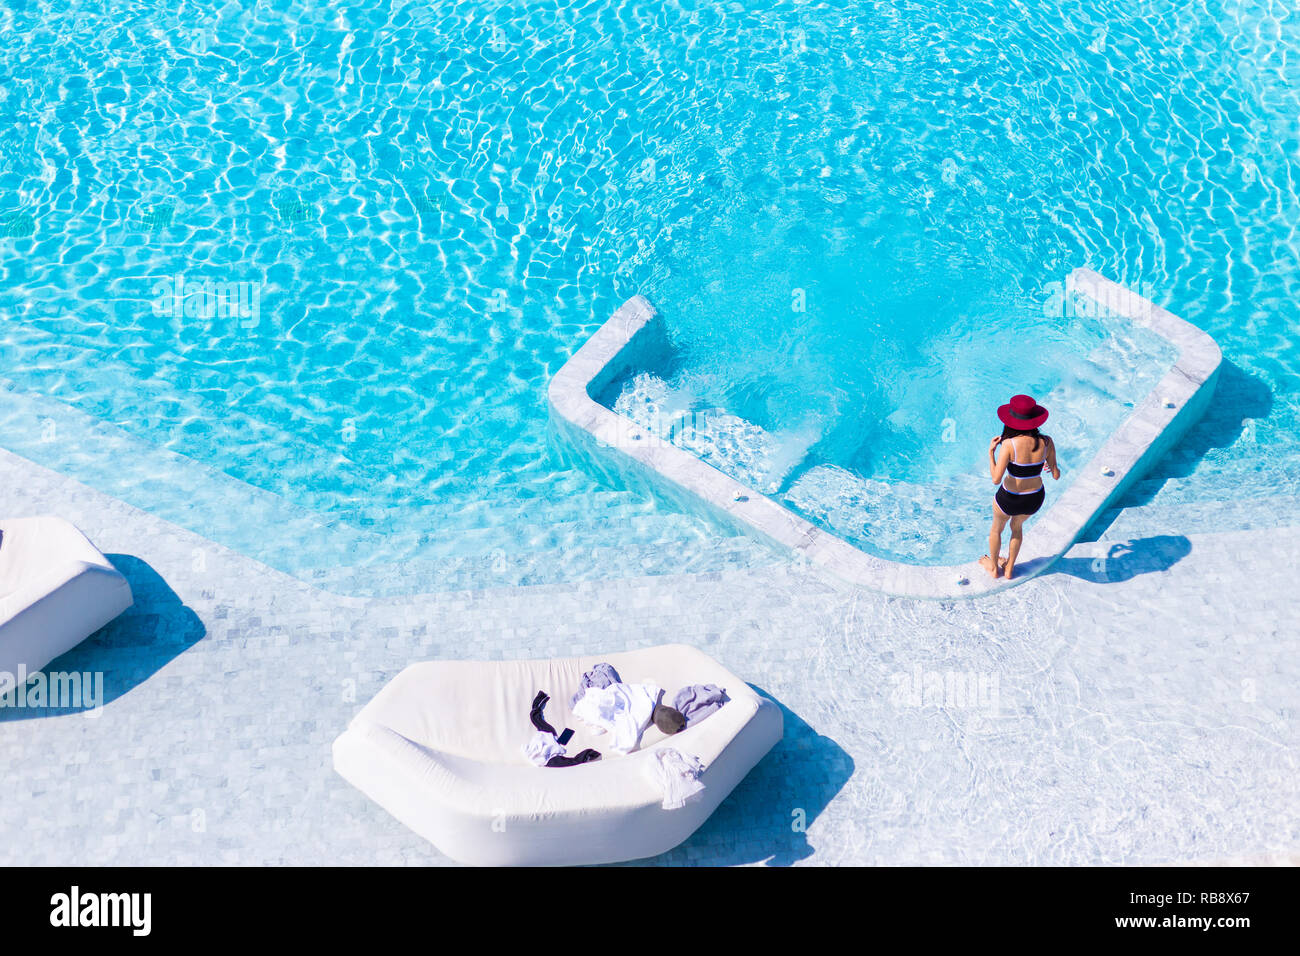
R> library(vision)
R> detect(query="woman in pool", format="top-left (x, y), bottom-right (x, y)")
top-left (979, 394), bottom-right (1061, 580)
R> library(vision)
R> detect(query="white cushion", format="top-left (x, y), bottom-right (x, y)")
top-left (0, 516), bottom-right (134, 687)
top-left (333, 643), bottom-right (783, 865)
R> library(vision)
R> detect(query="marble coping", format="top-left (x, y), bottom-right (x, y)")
top-left (547, 269), bottom-right (1223, 598)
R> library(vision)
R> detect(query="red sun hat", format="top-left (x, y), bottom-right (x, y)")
top-left (998, 394), bottom-right (1049, 429)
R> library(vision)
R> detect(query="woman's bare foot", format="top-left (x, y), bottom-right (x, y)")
top-left (978, 554), bottom-right (999, 579)
top-left (1002, 560), bottom-right (1015, 580)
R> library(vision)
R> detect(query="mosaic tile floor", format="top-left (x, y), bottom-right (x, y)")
top-left (1, 446), bottom-right (1296, 865)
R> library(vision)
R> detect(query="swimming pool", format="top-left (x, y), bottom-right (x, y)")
top-left (1, 0), bottom-right (1296, 592)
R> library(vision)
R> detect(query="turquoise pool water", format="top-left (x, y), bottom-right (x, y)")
top-left (604, 297), bottom-right (1176, 563)
top-left (0, 1), bottom-right (1297, 588)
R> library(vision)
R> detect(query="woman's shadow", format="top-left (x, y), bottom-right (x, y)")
top-left (1048, 535), bottom-right (1192, 583)
top-left (0, 554), bottom-right (204, 721)
top-left (632, 689), bottom-right (854, 866)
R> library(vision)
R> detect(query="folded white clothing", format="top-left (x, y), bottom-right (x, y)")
top-left (648, 748), bottom-right (706, 810)
top-left (571, 681), bottom-right (662, 755)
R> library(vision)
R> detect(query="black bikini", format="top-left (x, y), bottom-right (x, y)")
top-left (995, 441), bottom-right (1047, 517)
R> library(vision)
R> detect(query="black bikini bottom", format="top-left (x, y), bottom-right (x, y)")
top-left (995, 485), bottom-right (1045, 517)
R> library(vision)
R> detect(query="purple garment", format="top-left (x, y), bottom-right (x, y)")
top-left (672, 684), bottom-right (728, 725)
top-left (569, 662), bottom-right (622, 708)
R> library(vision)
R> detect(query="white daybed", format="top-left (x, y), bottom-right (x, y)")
top-left (332, 643), bottom-right (783, 866)
top-left (0, 516), bottom-right (134, 686)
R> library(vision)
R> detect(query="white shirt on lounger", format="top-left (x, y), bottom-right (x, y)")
top-left (571, 682), bottom-right (662, 754)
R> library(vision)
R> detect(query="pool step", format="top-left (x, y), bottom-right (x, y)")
top-left (1123, 465), bottom-right (1300, 502)
top-left (1082, 464), bottom-right (1300, 542)
top-left (0, 373), bottom-right (390, 556)
top-left (326, 486), bottom-right (658, 538)
top-left (782, 463), bottom-right (991, 565)
top-left (294, 532), bottom-right (778, 597)
top-left (1085, 493), bottom-right (1300, 542)
top-left (0, 322), bottom-right (649, 534)
top-left (0, 371), bottom-right (765, 592)
top-left (611, 373), bottom-right (816, 493)
top-left (335, 504), bottom-right (737, 565)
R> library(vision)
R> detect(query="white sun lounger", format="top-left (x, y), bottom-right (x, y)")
top-left (0, 516), bottom-right (134, 688)
top-left (332, 643), bottom-right (783, 866)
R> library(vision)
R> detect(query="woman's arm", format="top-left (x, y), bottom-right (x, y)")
top-left (1046, 435), bottom-right (1061, 480)
top-left (988, 437), bottom-right (1009, 484)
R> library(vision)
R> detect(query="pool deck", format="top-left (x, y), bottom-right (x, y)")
top-left (1, 443), bottom-right (1296, 866)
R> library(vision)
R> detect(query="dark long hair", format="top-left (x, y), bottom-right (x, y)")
top-left (1001, 424), bottom-right (1043, 451)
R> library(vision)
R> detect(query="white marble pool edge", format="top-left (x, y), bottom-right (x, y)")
top-left (547, 268), bottom-right (1224, 599)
